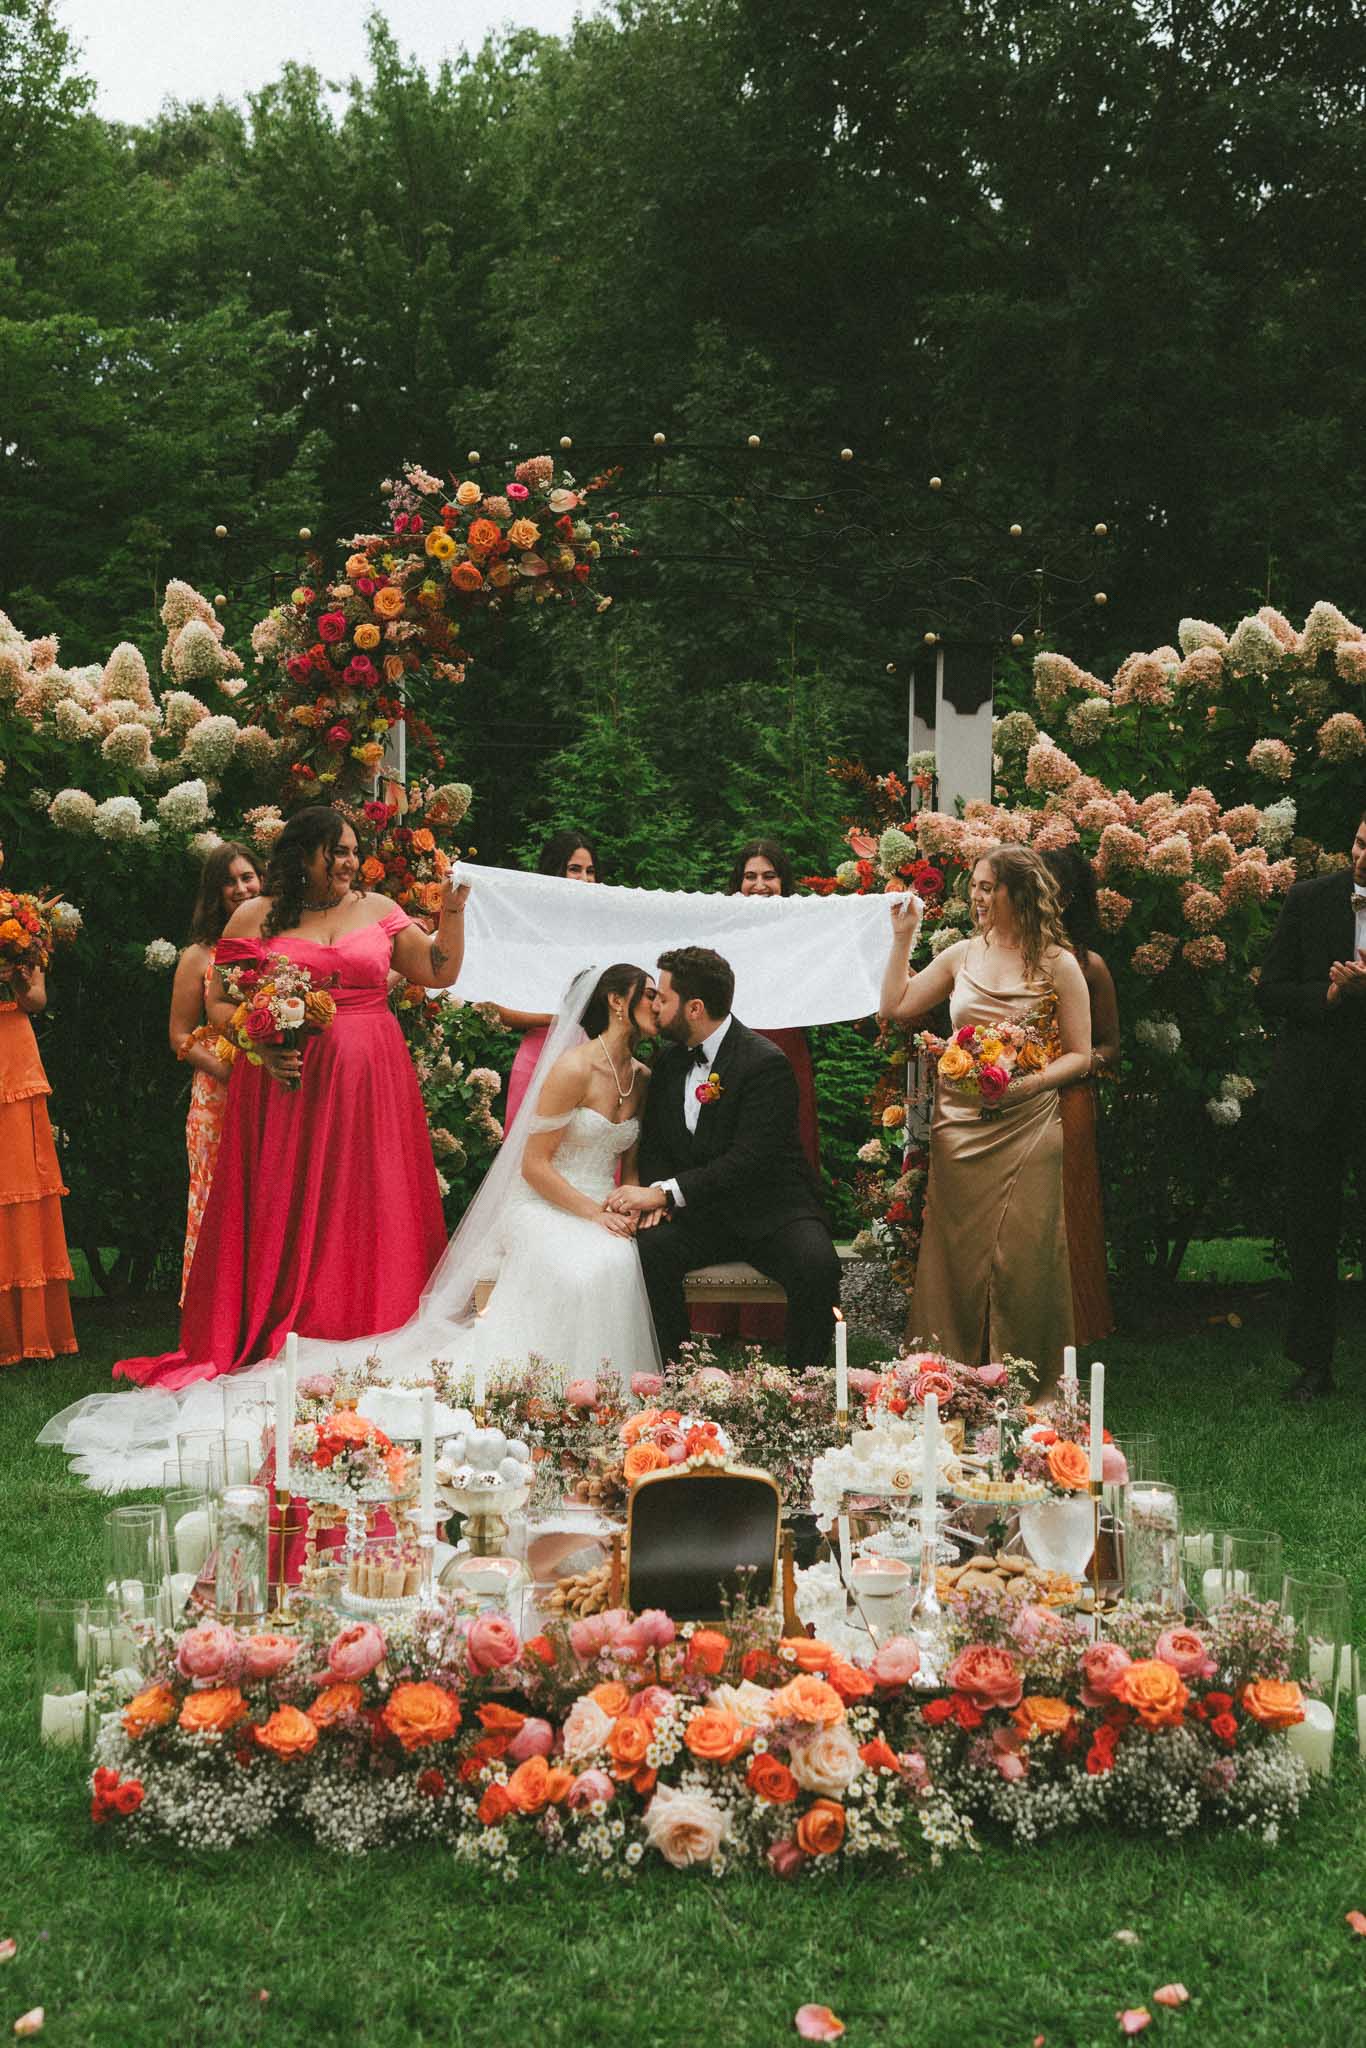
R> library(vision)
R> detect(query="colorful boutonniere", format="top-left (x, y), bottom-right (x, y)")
top-left (694, 1072), bottom-right (723, 1106)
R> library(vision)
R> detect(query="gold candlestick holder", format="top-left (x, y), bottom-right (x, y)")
top-left (835, 1406), bottom-right (850, 1438)
top-left (270, 1486), bottom-right (294, 1619)
top-left (1089, 1478), bottom-right (1103, 1616)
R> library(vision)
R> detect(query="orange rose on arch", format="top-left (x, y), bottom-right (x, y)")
top-left (307, 1683), bottom-right (363, 1727)
top-left (383, 655), bottom-right (406, 684)
top-left (506, 1756), bottom-right (573, 1813)
top-left (826, 1658), bottom-right (875, 1705)
top-left (254, 1706), bottom-right (319, 1761)
top-left (121, 1683), bottom-right (178, 1740)
top-left (684, 1706), bottom-right (750, 1764)
top-left (382, 1681), bottom-right (462, 1751)
top-left (360, 857), bottom-right (386, 886)
top-left (607, 1713), bottom-right (654, 1778)
top-left (450, 561), bottom-right (484, 593)
top-left (1046, 1440), bottom-right (1091, 1491)
top-left (1241, 1679), bottom-right (1305, 1729)
top-left (747, 1753), bottom-right (799, 1803)
top-left (466, 518), bottom-right (502, 554)
top-left (622, 1409), bottom-right (661, 1446)
top-left (478, 1781), bottom-right (515, 1826)
top-left (478, 1702), bottom-right (526, 1735)
top-left (782, 1637), bottom-right (836, 1674)
top-left (353, 622), bottom-right (381, 650)
top-left (373, 585), bottom-right (405, 619)
top-left (623, 1442), bottom-right (668, 1482)
top-left (589, 1682), bottom-right (629, 1718)
top-left (795, 1799), bottom-right (846, 1856)
top-left (1115, 1659), bottom-right (1189, 1728)
top-left (768, 1675), bottom-right (845, 1727)
top-left (179, 1686), bottom-right (248, 1736)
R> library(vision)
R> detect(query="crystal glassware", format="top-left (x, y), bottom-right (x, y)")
top-left (1123, 1478), bottom-right (1182, 1610)
top-left (210, 1434), bottom-right (258, 1490)
top-left (1214, 1527), bottom-right (1284, 1606)
top-left (35, 1598), bottom-right (91, 1747)
top-left (103, 1504), bottom-right (169, 1633)
top-left (177, 1430), bottom-right (225, 1483)
top-left (1019, 1495), bottom-right (1097, 1580)
top-left (1282, 1569), bottom-right (1351, 1717)
top-left (214, 1484), bottom-right (270, 1624)
top-left (164, 1456), bottom-right (211, 1494)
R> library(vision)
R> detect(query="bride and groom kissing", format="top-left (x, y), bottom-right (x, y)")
top-left (435, 946), bottom-right (843, 1386)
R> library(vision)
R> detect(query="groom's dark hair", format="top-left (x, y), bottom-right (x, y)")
top-left (658, 946), bottom-right (734, 1018)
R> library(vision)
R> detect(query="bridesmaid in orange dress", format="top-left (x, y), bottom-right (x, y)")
top-left (690, 839), bottom-right (822, 1346)
top-left (168, 841), bottom-right (262, 1301)
top-left (0, 878), bottom-right (77, 1368)
top-left (1043, 845), bottom-right (1119, 1346)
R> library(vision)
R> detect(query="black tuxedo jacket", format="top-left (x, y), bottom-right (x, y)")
top-left (1256, 869), bottom-right (1366, 1130)
top-left (638, 1018), bottom-right (829, 1235)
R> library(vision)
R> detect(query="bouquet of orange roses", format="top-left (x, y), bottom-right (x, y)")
top-left (0, 888), bottom-right (79, 994)
top-left (916, 1004), bottom-right (1059, 1120)
top-left (220, 953), bottom-right (339, 1088)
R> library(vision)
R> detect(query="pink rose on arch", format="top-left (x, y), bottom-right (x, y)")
top-left (325, 724), bottom-right (352, 748)
top-left (317, 610), bottom-right (346, 642)
top-left (567, 1767), bottom-right (615, 1810)
top-left (869, 1636), bottom-right (921, 1688)
top-left (1154, 1627), bottom-right (1216, 1680)
top-left (175, 1619), bottom-right (239, 1686)
top-left (505, 481), bottom-right (530, 501)
top-left (567, 1609), bottom-right (629, 1660)
top-left (240, 1633), bottom-right (300, 1681)
top-left (354, 575), bottom-right (376, 596)
top-left (327, 1621), bottom-right (386, 1682)
top-left (564, 1378), bottom-right (599, 1409)
top-left (631, 1372), bottom-right (664, 1398)
top-left (617, 1609), bottom-right (676, 1655)
top-left (974, 1363), bottom-right (1009, 1388)
top-left (466, 1611), bottom-right (520, 1675)
top-left (1079, 1640), bottom-right (1132, 1707)
top-left (507, 1717), bottom-right (555, 1762)
top-left (977, 1062), bottom-right (1010, 1104)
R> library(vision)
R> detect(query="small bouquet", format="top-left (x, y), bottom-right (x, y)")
top-left (293, 1405), bottom-right (411, 1500)
top-left (916, 1004), bottom-right (1058, 1119)
top-left (220, 953), bottom-right (338, 1088)
top-left (0, 888), bottom-right (80, 994)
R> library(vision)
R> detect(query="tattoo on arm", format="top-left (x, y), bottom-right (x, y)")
top-left (430, 937), bottom-right (450, 975)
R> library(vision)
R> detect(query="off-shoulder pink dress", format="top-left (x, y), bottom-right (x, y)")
top-left (115, 911), bottom-right (446, 1391)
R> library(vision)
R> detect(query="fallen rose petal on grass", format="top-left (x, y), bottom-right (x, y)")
top-left (1112, 1929), bottom-right (1141, 1945)
top-left (1118, 2012), bottom-right (1152, 2036)
top-left (795, 2005), bottom-right (846, 2041)
top-left (1346, 1911), bottom-right (1366, 1937)
top-left (13, 2012), bottom-right (43, 2039)
top-left (0, 1946), bottom-right (14, 1965)
top-left (1153, 1984), bottom-right (1190, 2008)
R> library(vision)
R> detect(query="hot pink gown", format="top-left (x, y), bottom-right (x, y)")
top-left (115, 911), bottom-right (447, 1391)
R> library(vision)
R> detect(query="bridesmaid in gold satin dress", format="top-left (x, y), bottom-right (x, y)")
top-left (879, 846), bottom-right (1092, 1398)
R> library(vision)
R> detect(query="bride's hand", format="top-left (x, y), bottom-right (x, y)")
top-left (596, 1208), bottom-right (638, 1238)
top-left (887, 888), bottom-right (925, 942)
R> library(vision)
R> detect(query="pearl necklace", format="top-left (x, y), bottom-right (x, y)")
top-left (597, 1034), bottom-right (632, 1104)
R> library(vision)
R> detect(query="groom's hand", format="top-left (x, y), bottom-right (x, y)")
top-left (606, 1182), bottom-right (667, 1216)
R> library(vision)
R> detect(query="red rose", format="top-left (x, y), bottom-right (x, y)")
top-left (1205, 1692), bottom-right (1234, 1715)
top-left (911, 861), bottom-right (944, 898)
top-left (244, 1008), bottom-right (278, 1044)
top-left (317, 611), bottom-right (346, 642)
top-left (112, 1780), bottom-right (144, 1816)
top-left (977, 1062), bottom-right (1011, 1103)
top-left (1210, 1713), bottom-right (1239, 1745)
top-left (921, 1697), bottom-right (955, 1726)
top-left (286, 653), bottom-right (313, 681)
top-left (344, 656), bottom-right (377, 687)
top-left (1085, 1741), bottom-right (1114, 1775)
top-left (951, 1694), bottom-right (984, 1730)
top-left (326, 724), bottom-right (351, 748)
top-left (363, 800), bottom-right (392, 825)
top-left (955, 1025), bottom-right (977, 1048)
top-left (417, 1768), bottom-right (447, 1798)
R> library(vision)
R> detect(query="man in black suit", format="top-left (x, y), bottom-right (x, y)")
top-left (1256, 807), bottom-right (1366, 1402)
top-left (607, 945), bottom-right (841, 1369)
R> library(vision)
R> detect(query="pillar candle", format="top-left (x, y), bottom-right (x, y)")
top-left (274, 1368), bottom-right (291, 1489)
top-left (920, 1392), bottom-right (939, 1542)
top-left (1062, 1345), bottom-right (1077, 1385)
top-left (472, 1359), bottom-right (487, 1413)
top-left (1202, 1566), bottom-right (1248, 1608)
top-left (40, 1691), bottom-right (88, 1747)
top-left (420, 1387), bottom-right (436, 1518)
top-left (1308, 1639), bottom-right (1339, 1692)
top-left (285, 1328), bottom-right (299, 1415)
top-left (834, 1310), bottom-right (849, 1415)
top-left (172, 1509), bottom-right (213, 1576)
top-left (1287, 1697), bottom-right (1335, 1777)
top-left (1087, 1361), bottom-right (1105, 1484)
top-left (1355, 1694), bottom-right (1366, 1762)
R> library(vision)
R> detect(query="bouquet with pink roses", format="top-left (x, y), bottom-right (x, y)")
top-left (220, 951), bottom-right (339, 1088)
top-left (916, 1002), bottom-right (1059, 1121)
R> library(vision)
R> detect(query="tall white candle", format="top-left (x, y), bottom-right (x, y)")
top-left (920, 1392), bottom-right (939, 1541)
top-left (285, 1328), bottom-right (299, 1414)
top-left (1062, 1344), bottom-right (1077, 1384)
top-left (1287, 1696), bottom-right (1335, 1777)
top-left (1087, 1361), bottom-right (1105, 1483)
top-left (420, 1387), bottom-right (436, 1518)
top-left (833, 1310), bottom-right (849, 1415)
top-left (274, 1368), bottom-right (291, 1489)
top-left (472, 1359), bottom-right (487, 1413)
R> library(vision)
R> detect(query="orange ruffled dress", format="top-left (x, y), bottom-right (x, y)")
top-left (0, 1001), bottom-right (77, 1366)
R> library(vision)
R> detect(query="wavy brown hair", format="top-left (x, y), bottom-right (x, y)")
top-left (976, 844), bottom-right (1070, 978)
top-left (187, 841), bottom-right (262, 945)
top-left (727, 837), bottom-right (795, 896)
top-left (262, 807), bottom-right (360, 938)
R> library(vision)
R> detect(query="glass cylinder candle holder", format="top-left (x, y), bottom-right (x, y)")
top-left (222, 1378), bottom-right (271, 1464)
top-left (1282, 1569), bottom-right (1351, 1717)
top-left (164, 1456), bottom-right (212, 1494)
top-left (210, 1434), bottom-right (259, 1490)
top-left (103, 1505), bottom-right (169, 1641)
top-left (1213, 1527), bottom-right (1284, 1607)
top-left (178, 1430), bottom-right (225, 1481)
top-left (1123, 1479), bottom-right (1182, 1610)
top-left (214, 1485), bottom-right (269, 1624)
top-left (86, 1596), bottom-right (149, 1706)
top-left (35, 1599), bottom-right (91, 1747)
top-left (163, 1487), bottom-right (215, 1621)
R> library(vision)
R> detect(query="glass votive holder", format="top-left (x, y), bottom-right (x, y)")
top-left (210, 1433), bottom-right (259, 1490)
top-left (214, 1484), bottom-right (270, 1624)
top-left (1108, 1434), bottom-right (1160, 1486)
top-left (162, 1487), bottom-right (216, 1622)
top-left (86, 1596), bottom-right (151, 1704)
top-left (177, 1429), bottom-right (225, 1481)
top-left (103, 1504), bottom-right (169, 1628)
top-left (1282, 1569), bottom-right (1351, 1716)
top-left (222, 1377), bottom-right (271, 1461)
top-left (35, 1598), bottom-right (91, 1747)
top-left (164, 1456), bottom-right (212, 1494)
top-left (1215, 1527), bottom-right (1284, 1606)
top-left (1123, 1478), bottom-right (1183, 1610)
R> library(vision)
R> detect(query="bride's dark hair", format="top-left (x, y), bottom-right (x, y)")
top-left (582, 963), bottom-right (649, 1038)
top-left (262, 807), bottom-right (358, 938)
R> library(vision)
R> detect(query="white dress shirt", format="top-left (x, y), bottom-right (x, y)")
top-left (655, 1014), bottom-right (733, 1209)
top-left (1355, 884), bottom-right (1366, 962)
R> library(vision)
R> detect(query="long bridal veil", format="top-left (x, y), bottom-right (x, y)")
top-left (38, 967), bottom-right (602, 1490)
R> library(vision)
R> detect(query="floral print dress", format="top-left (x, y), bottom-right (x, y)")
top-left (180, 968), bottom-right (229, 1303)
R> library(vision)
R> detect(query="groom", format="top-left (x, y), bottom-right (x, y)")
top-left (607, 945), bottom-right (842, 1369)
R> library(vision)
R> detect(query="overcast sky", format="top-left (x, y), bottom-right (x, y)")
top-left (54, 0), bottom-right (588, 125)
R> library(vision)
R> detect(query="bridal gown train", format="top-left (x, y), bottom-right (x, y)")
top-left (417, 1106), bottom-right (662, 1391)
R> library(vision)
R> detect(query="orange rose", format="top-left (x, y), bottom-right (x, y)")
top-left (622, 1408), bottom-right (661, 1446)
top-left (768, 1675), bottom-right (845, 1727)
top-left (467, 518), bottom-right (502, 553)
top-left (488, 560), bottom-right (513, 589)
top-left (345, 552), bottom-right (372, 579)
top-left (684, 1706), bottom-right (750, 1764)
top-left (607, 1714), bottom-right (654, 1777)
top-left (1012, 1695), bottom-right (1075, 1741)
top-left (179, 1686), bottom-right (248, 1736)
top-left (373, 585), bottom-right (404, 618)
top-left (858, 1736), bottom-right (902, 1774)
top-left (826, 1658), bottom-right (875, 1705)
top-left (508, 518), bottom-right (540, 551)
top-left (382, 1681), bottom-right (462, 1751)
top-left (307, 1683), bottom-right (363, 1727)
top-left (746, 1753), bottom-right (798, 1803)
top-left (358, 856), bottom-right (385, 885)
top-left (589, 1682), bottom-right (629, 1718)
top-left (254, 1705), bottom-right (319, 1761)
top-left (1045, 1440), bottom-right (1092, 1491)
top-left (1017, 1037), bottom-right (1049, 1071)
top-left (383, 655), bottom-right (406, 684)
top-left (411, 827), bottom-right (436, 853)
top-left (478, 1781), bottom-right (515, 1826)
top-left (1241, 1679), bottom-right (1305, 1729)
top-left (353, 622), bottom-right (381, 650)
top-left (795, 1799), bottom-right (846, 1856)
top-left (450, 561), bottom-right (483, 593)
top-left (303, 989), bottom-right (336, 1028)
top-left (782, 1637), bottom-right (836, 1674)
top-left (623, 1442), bottom-right (668, 1481)
top-left (506, 1755), bottom-right (574, 1812)
top-left (685, 1629), bottom-right (730, 1677)
top-left (1115, 1658), bottom-right (1189, 1729)
top-left (121, 1683), bottom-right (177, 1739)
top-left (937, 1044), bottom-right (974, 1082)
top-left (478, 1702), bottom-right (526, 1734)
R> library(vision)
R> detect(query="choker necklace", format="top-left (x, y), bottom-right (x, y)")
top-left (597, 1034), bottom-right (632, 1105)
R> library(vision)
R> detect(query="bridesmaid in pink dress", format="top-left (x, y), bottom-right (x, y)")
top-left (116, 807), bottom-right (469, 1391)
top-left (499, 829), bottom-right (601, 1127)
top-left (690, 839), bottom-right (822, 1346)
top-left (167, 841), bottom-right (262, 1302)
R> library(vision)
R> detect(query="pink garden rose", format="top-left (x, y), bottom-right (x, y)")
top-left (622, 1683), bottom-right (674, 1720)
top-left (911, 1368), bottom-right (956, 1407)
top-left (693, 1366), bottom-right (734, 1392)
top-left (945, 1642), bottom-right (1024, 1710)
top-left (789, 1723), bottom-right (862, 1796)
top-left (561, 1696), bottom-right (615, 1764)
top-left (240, 1633), bottom-right (300, 1681)
top-left (642, 1784), bottom-right (729, 1869)
top-left (1101, 1441), bottom-right (1129, 1483)
top-left (768, 1838), bottom-right (806, 1879)
top-left (630, 1372), bottom-right (664, 1398)
top-left (1008, 1604), bottom-right (1064, 1653)
top-left (564, 1378), bottom-right (599, 1408)
top-left (1079, 1640), bottom-right (1133, 1707)
top-left (616, 1609), bottom-right (676, 1655)
top-left (326, 1622), bottom-right (386, 1683)
top-left (566, 1768), bottom-right (615, 1810)
top-left (974, 1363), bottom-right (1009, 1388)
top-left (869, 1636), bottom-right (921, 1688)
top-left (567, 1609), bottom-right (629, 1659)
top-left (299, 1372), bottom-right (335, 1400)
top-left (175, 1619), bottom-right (239, 1686)
top-left (507, 1716), bottom-right (555, 1762)
top-left (1154, 1627), bottom-right (1216, 1680)
top-left (466, 1611), bottom-right (521, 1675)
top-left (651, 1423), bottom-right (689, 1465)
top-left (994, 1748), bottom-right (1027, 1782)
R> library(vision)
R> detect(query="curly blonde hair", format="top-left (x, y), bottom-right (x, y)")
top-left (975, 844), bottom-right (1070, 977)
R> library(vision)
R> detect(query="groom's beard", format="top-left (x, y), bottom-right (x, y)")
top-left (660, 1013), bottom-right (693, 1047)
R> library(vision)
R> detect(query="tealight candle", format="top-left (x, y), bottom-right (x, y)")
top-left (1287, 1697), bottom-right (1335, 1777)
top-left (40, 1691), bottom-right (88, 1747)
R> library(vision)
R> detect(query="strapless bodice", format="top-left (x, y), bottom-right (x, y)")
top-left (545, 1108), bottom-right (639, 1205)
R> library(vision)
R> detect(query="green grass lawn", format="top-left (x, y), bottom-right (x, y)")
top-left (3, 1286), bottom-right (1365, 2048)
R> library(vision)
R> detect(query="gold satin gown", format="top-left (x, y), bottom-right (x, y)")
top-left (909, 956), bottom-right (1074, 1393)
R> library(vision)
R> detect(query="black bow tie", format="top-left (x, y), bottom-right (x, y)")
top-left (690, 1044), bottom-right (711, 1067)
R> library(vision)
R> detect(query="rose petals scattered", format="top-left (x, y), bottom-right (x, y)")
top-left (1118, 2012), bottom-right (1151, 2036)
top-left (1112, 1929), bottom-right (1141, 1945)
top-left (1346, 1911), bottom-right (1366, 1937)
top-left (0, 1945), bottom-right (14, 1964)
top-left (795, 2006), bottom-right (845, 2041)
top-left (1153, 1985), bottom-right (1190, 2008)
top-left (13, 2012), bottom-right (43, 2039)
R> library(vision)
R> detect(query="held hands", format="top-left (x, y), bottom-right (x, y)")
top-left (596, 1207), bottom-right (638, 1238)
top-left (1327, 956), bottom-right (1366, 1003)
top-left (605, 1183), bottom-right (668, 1218)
